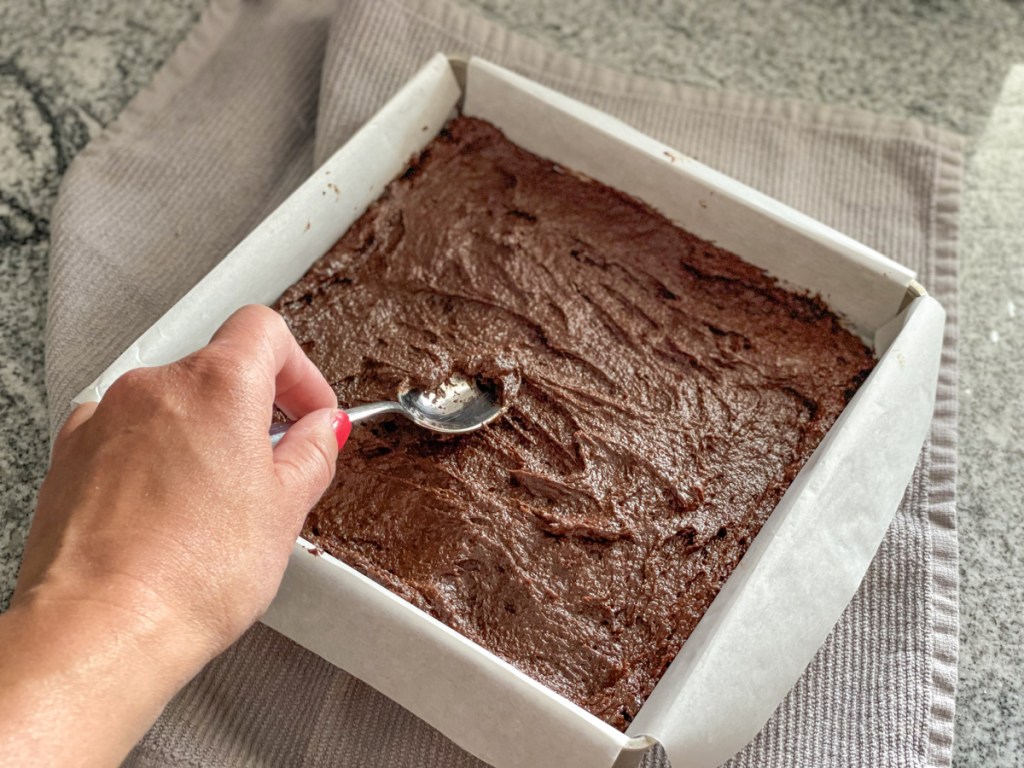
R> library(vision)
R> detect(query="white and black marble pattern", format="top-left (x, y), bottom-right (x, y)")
top-left (0, 0), bottom-right (206, 609)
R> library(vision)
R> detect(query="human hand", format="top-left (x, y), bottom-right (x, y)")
top-left (1, 304), bottom-right (348, 766)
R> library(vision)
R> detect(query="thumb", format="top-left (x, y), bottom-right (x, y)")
top-left (273, 408), bottom-right (350, 516)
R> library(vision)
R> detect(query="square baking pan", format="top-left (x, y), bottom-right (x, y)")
top-left (75, 54), bottom-right (945, 768)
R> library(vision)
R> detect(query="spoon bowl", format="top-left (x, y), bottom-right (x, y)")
top-left (269, 374), bottom-right (503, 446)
top-left (397, 374), bottom-right (504, 433)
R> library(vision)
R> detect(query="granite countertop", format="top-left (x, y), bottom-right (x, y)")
top-left (2, 0), bottom-right (1022, 765)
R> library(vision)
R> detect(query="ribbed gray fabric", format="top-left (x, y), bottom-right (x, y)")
top-left (45, 0), bottom-right (962, 766)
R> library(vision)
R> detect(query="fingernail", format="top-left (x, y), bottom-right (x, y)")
top-left (331, 410), bottom-right (351, 449)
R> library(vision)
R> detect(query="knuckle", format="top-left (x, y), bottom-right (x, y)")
top-left (106, 366), bottom-right (160, 405)
top-left (233, 304), bottom-right (286, 337)
top-left (180, 345), bottom-right (262, 404)
top-left (236, 303), bottom-right (273, 322)
top-left (183, 345), bottom-right (235, 384)
top-left (103, 365), bottom-right (186, 422)
top-left (107, 365), bottom-right (150, 393)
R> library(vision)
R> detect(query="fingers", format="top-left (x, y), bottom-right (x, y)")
top-left (272, 336), bottom-right (339, 419)
top-left (208, 305), bottom-right (337, 419)
top-left (272, 409), bottom-right (349, 523)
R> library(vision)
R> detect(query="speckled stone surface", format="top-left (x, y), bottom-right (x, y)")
top-left (0, 0), bottom-right (206, 608)
top-left (1, 1), bottom-right (1022, 765)
top-left (956, 64), bottom-right (1024, 767)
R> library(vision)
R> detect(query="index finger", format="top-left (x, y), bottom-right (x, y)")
top-left (209, 304), bottom-right (338, 419)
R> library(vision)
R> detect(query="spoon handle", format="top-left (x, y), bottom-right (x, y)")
top-left (344, 401), bottom-right (405, 424)
top-left (269, 401), bottom-right (403, 448)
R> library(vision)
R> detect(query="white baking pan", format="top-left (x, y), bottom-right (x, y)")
top-left (76, 54), bottom-right (944, 768)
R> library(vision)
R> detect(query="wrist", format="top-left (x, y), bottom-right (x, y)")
top-left (0, 583), bottom-right (215, 767)
top-left (12, 573), bottom-right (218, 691)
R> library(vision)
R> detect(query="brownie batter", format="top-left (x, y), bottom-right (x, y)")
top-left (274, 117), bottom-right (875, 729)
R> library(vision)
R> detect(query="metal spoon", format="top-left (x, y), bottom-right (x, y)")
top-left (268, 374), bottom-right (502, 447)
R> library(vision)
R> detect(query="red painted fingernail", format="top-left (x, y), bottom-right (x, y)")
top-left (331, 410), bottom-right (351, 450)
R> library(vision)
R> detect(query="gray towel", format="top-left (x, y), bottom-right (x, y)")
top-left (45, 0), bottom-right (962, 765)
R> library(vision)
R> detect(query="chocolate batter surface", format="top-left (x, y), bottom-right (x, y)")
top-left (274, 117), bottom-right (875, 729)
